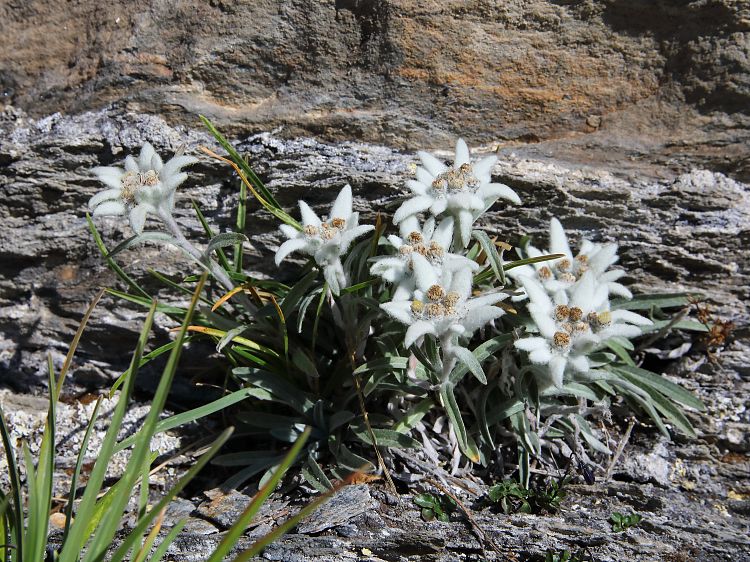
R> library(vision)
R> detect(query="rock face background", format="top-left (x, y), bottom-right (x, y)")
top-left (1, 1), bottom-right (749, 559)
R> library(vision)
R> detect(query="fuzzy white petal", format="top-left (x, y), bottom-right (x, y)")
top-left (339, 224), bottom-right (375, 253)
top-left (416, 167), bottom-right (434, 185)
top-left (429, 198), bottom-right (448, 216)
top-left (479, 183), bottom-right (521, 205)
top-left (405, 320), bottom-right (437, 348)
top-left (417, 151), bottom-right (447, 176)
top-left (529, 304), bottom-right (558, 339)
top-left (549, 218), bottom-right (572, 258)
top-left (461, 306), bottom-right (505, 333)
top-left (393, 196), bottom-right (433, 224)
top-left (529, 346), bottom-right (553, 365)
top-left (520, 276), bottom-right (553, 313)
top-left (129, 205), bottom-right (148, 234)
top-left (406, 179), bottom-right (427, 195)
top-left (330, 185), bottom-right (353, 220)
top-left (89, 189), bottom-right (123, 209)
top-left (411, 253), bottom-right (438, 292)
top-left (279, 224), bottom-right (299, 239)
top-left (381, 301), bottom-right (414, 324)
top-left (299, 201), bottom-right (322, 227)
top-left (568, 354), bottom-right (590, 373)
top-left (92, 200), bottom-right (127, 217)
top-left (515, 337), bottom-right (549, 352)
top-left (275, 238), bottom-right (310, 265)
top-left (138, 143), bottom-right (156, 171)
top-left (472, 155), bottom-right (497, 178)
top-left (457, 209), bottom-right (473, 248)
top-left (124, 155), bottom-right (139, 173)
top-left (454, 138), bottom-right (470, 167)
top-left (92, 167), bottom-right (124, 189)
top-left (608, 283), bottom-right (633, 299)
top-left (549, 356), bottom-right (567, 388)
top-left (610, 310), bottom-right (653, 325)
top-left (160, 155), bottom-right (198, 179)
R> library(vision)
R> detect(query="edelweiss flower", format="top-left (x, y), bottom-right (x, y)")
top-left (275, 185), bottom-right (374, 295)
top-left (514, 273), bottom-right (651, 388)
top-left (509, 218), bottom-right (632, 299)
top-left (381, 266), bottom-right (507, 349)
top-left (89, 143), bottom-right (197, 234)
top-left (393, 139), bottom-right (520, 248)
top-left (370, 215), bottom-right (479, 300)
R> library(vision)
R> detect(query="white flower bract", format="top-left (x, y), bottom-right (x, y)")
top-left (381, 267), bottom-right (507, 349)
top-left (89, 142), bottom-right (197, 234)
top-left (275, 185), bottom-right (374, 295)
top-left (370, 215), bottom-right (479, 300)
top-left (509, 218), bottom-right (633, 299)
top-left (393, 138), bottom-right (521, 248)
top-left (514, 272), bottom-right (651, 388)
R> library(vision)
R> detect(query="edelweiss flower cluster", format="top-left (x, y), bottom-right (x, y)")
top-left (512, 221), bottom-right (652, 388)
top-left (373, 140), bottom-right (513, 379)
top-left (89, 143), bottom-right (197, 234)
top-left (393, 139), bottom-right (521, 248)
top-left (275, 185), bottom-right (374, 295)
top-left (509, 218), bottom-right (632, 299)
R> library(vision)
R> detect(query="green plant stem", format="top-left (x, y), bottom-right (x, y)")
top-left (439, 334), bottom-right (459, 385)
top-left (158, 209), bottom-right (255, 312)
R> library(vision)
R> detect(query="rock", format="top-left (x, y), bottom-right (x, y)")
top-left (0, 1), bottom-right (748, 178)
top-left (297, 484), bottom-right (377, 534)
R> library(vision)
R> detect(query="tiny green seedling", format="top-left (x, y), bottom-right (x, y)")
top-left (413, 492), bottom-right (457, 522)
top-left (487, 475), bottom-right (571, 515)
top-left (610, 511), bottom-right (643, 532)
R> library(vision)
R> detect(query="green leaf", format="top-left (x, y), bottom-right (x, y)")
top-left (439, 384), bottom-right (480, 462)
top-left (301, 454), bottom-right (334, 493)
top-left (611, 365), bottom-right (705, 411)
top-left (86, 214), bottom-right (150, 299)
top-left (449, 334), bottom-right (512, 385)
top-left (452, 346), bottom-right (487, 384)
top-left (191, 199), bottom-right (232, 271)
top-left (611, 293), bottom-right (699, 311)
top-left (353, 356), bottom-right (409, 375)
top-left (205, 232), bottom-right (249, 258)
top-left (472, 230), bottom-right (506, 285)
top-left (351, 426), bottom-right (421, 449)
top-left (484, 398), bottom-right (525, 426)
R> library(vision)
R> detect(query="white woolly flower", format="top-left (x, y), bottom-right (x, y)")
top-left (275, 185), bottom-right (374, 296)
top-left (514, 273), bottom-right (651, 388)
top-left (393, 138), bottom-right (521, 248)
top-left (381, 266), bottom-right (507, 349)
top-left (509, 218), bottom-right (633, 299)
top-left (89, 142), bottom-right (197, 234)
top-left (370, 215), bottom-right (479, 300)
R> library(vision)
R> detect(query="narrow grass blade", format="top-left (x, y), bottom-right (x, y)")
top-left (0, 406), bottom-right (24, 561)
top-left (87, 276), bottom-right (208, 561)
top-left (58, 300), bottom-right (158, 562)
top-left (191, 199), bottom-right (232, 271)
top-left (472, 230), bottom-right (505, 285)
top-left (205, 428), bottom-right (311, 562)
top-left (63, 396), bottom-right (103, 542)
top-left (147, 518), bottom-right (186, 562)
top-left (87, 214), bottom-right (150, 299)
top-left (107, 427), bottom-right (234, 562)
top-left (439, 385), bottom-right (480, 463)
top-left (114, 387), bottom-right (259, 453)
top-left (231, 471), bottom-right (363, 562)
top-left (199, 116), bottom-right (282, 209)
